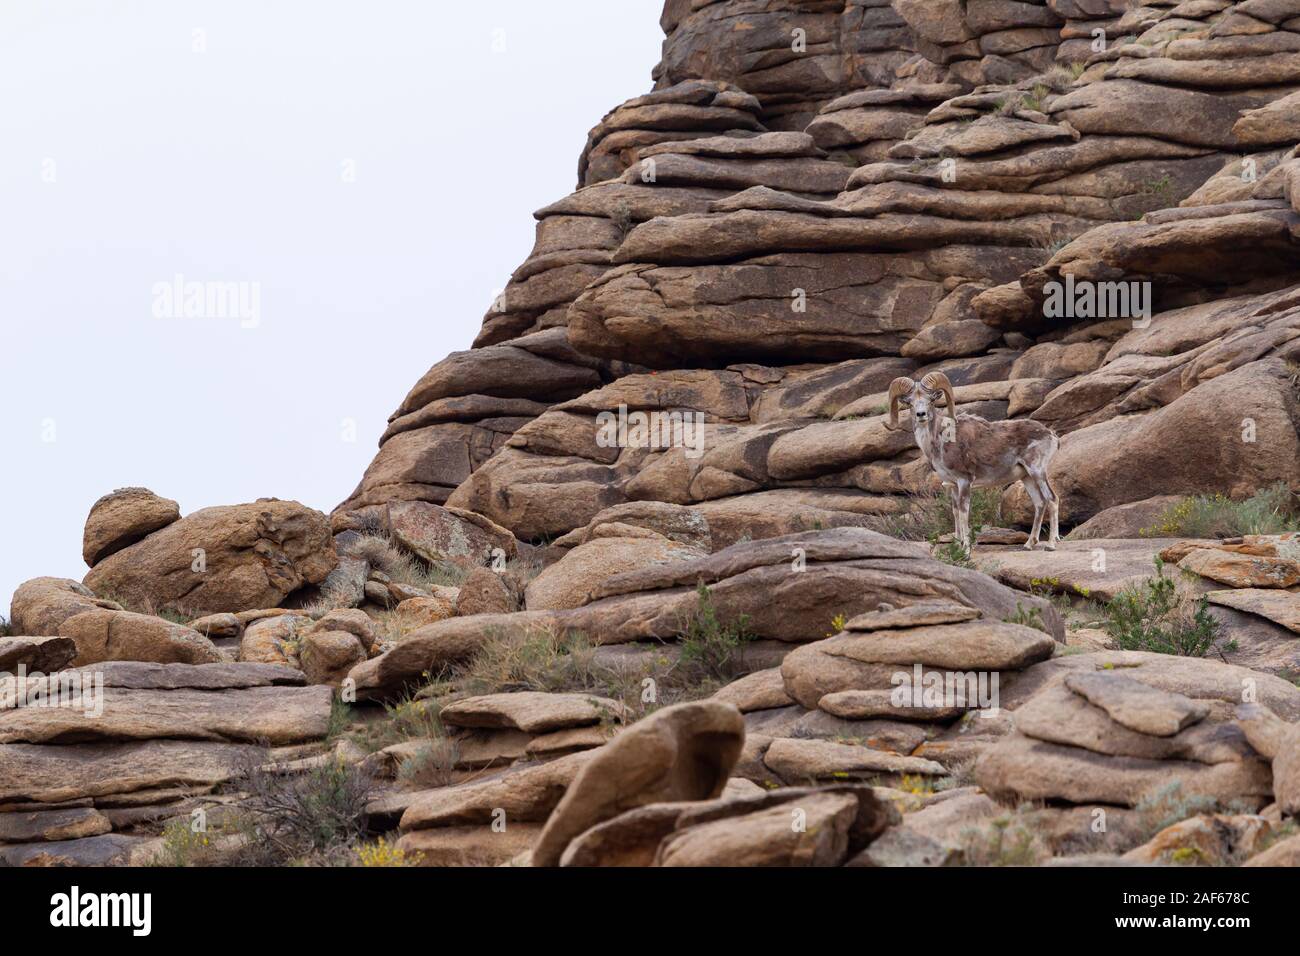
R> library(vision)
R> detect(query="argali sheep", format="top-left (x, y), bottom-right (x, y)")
top-left (888, 372), bottom-right (1061, 552)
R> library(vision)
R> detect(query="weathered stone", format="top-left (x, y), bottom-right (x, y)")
top-left (440, 692), bottom-right (627, 734)
top-left (975, 734), bottom-right (1274, 808)
top-left (525, 536), bottom-right (705, 611)
top-left (1123, 814), bottom-right (1273, 866)
top-left (84, 499), bottom-right (337, 616)
top-left (400, 751), bottom-right (594, 831)
top-left (56, 609), bottom-right (222, 667)
top-left (711, 668), bottom-right (793, 712)
top-left (531, 701), bottom-right (744, 867)
top-left (386, 501), bottom-right (518, 568)
top-left (82, 488), bottom-right (180, 567)
top-left (1065, 672), bottom-right (1211, 737)
top-left (0, 740), bottom-right (265, 804)
top-left (0, 806), bottom-right (112, 843)
top-left (299, 630), bottom-right (367, 686)
top-left (0, 636), bottom-right (77, 673)
top-left (655, 791), bottom-right (860, 866)
top-left (762, 737), bottom-right (947, 784)
top-left (1207, 589), bottom-right (1300, 635)
top-left (1179, 548), bottom-right (1300, 589)
top-left (0, 684), bottom-right (334, 746)
top-left (396, 824), bottom-right (542, 867)
top-left (455, 567), bottom-right (520, 616)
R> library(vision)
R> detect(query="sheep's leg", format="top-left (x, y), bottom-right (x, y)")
top-left (1023, 478), bottom-right (1045, 551)
top-left (1043, 477), bottom-right (1061, 550)
top-left (954, 480), bottom-right (973, 554)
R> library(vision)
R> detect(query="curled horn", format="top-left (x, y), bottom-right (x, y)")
top-left (920, 371), bottom-right (957, 421)
top-left (887, 377), bottom-right (915, 429)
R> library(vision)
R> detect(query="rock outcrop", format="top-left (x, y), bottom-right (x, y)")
top-left (9, 0), bottom-right (1300, 871)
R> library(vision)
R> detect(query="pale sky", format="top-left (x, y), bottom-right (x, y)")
top-left (0, 0), bottom-right (666, 611)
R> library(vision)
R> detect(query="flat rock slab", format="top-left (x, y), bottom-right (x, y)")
top-left (0, 685), bottom-right (333, 745)
top-left (397, 823), bottom-right (541, 866)
top-left (439, 691), bottom-right (628, 734)
top-left (711, 668), bottom-right (793, 712)
top-left (59, 660), bottom-right (305, 690)
top-left (1014, 683), bottom-right (1249, 765)
top-left (1206, 588), bottom-right (1300, 634)
top-left (400, 751), bottom-right (595, 830)
top-left (1065, 671), bottom-right (1210, 737)
top-left (0, 740), bottom-right (265, 804)
top-left (976, 538), bottom-right (1191, 601)
top-left (0, 833), bottom-right (152, 867)
top-left (1180, 549), bottom-right (1300, 589)
top-left (975, 734), bottom-right (1273, 809)
top-left (1000, 650), bottom-right (1300, 721)
top-left (817, 689), bottom-right (967, 722)
top-left (763, 737), bottom-right (947, 782)
top-left (0, 636), bottom-right (77, 673)
top-left (655, 791), bottom-right (860, 867)
top-left (822, 621), bottom-right (1055, 671)
top-left (0, 806), bottom-right (112, 842)
top-left (844, 600), bottom-right (980, 631)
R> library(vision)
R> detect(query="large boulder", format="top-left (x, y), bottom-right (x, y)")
top-left (9, 578), bottom-right (221, 666)
top-left (1007, 360), bottom-right (1300, 525)
top-left (530, 700), bottom-right (745, 867)
top-left (524, 535), bottom-right (706, 610)
top-left (83, 499), bottom-right (337, 617)
top-left (385, 501), bottom-right (518, 568)
top-left (82, 488), bottom-right (180, 567)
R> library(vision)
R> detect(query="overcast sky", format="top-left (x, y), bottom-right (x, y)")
top-left (0, 0), bottom-right (665, 611)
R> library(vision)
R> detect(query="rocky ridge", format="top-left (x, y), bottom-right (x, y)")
top-left (5, 0), bottom-right (1300, 867)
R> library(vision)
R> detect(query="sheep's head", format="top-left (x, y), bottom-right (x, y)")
top-left (888, 372), bottom-right (955, 428)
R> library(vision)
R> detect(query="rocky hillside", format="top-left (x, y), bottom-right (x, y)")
top-left (4, 0), bottom-right (1300, 868)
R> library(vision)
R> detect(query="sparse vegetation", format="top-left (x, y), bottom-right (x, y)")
top-left (151, 815), bottom-right (225, 867)
top-left (354, 836), bottom-right (413, 867)
top-left (1135, 782), bottom-right (1219, 838)
top-left (884, 487), bottom-right (1004, 544)
top-left (439, 586), bottom-right (756, 715)
top-left (352, 532), bottom-right (469, 591)
top-left (958, 807), bottom-right (1049, 866)
top-left (1020, 83), bottom-right (1050, 113)
top-left (676, 583), bottom-right (756, 685)
top-left (1130, 781), bottom-right (1259, 848)
top-left (454, 626), bottom-right (631, 699)
top-left (395, 739), bottom-right (460, 788)
top-left (1103, 559), bottom-right (1222, 657)
top-left (0, 615), bottom-right (10, 638)
top-left (348, 693), bottom-right (446, 754)
top-left (1141, 483), bottom-right (1300, 538)
top-left (933, 540), bottom-right (976, 568)
top-left (1003, 602), bottom-right (1048, 634)
top-left (231, 755), bottom-right (375, 866)
top-left (1140, 173), bottom-right (1173, 196)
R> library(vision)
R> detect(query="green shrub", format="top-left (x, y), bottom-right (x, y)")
top-left (677, 583), bottom-right (755, 684)
top-left (1142, 483), bottom-right (1299, 538)
top-left (348, 693), bottom-right (445, 754)
top-left (1003, 602), bottom-right (1047, 634)
top-left (1103, 559), bottom-right (1221, 657)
